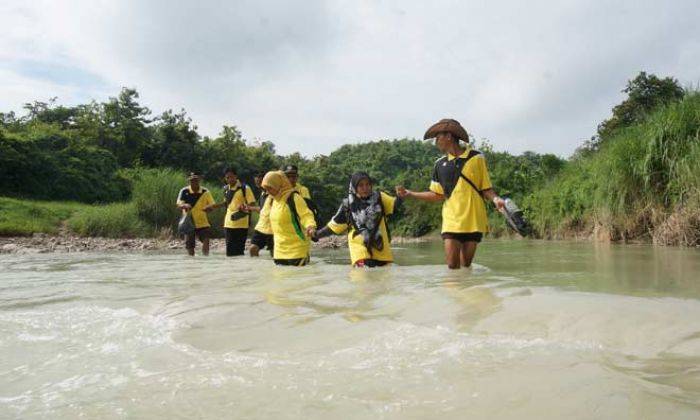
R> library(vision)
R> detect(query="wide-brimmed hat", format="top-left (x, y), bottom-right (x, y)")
top-left (423, 119), bottom-right (469, 142)
top-left (187, 172), bottom-right (202, 181)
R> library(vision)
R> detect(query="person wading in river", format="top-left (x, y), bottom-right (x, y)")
top-left (205, 167), bottom-right (256, 256)
top-left (256, 171), bottom-right (317, 266)
top-left (396, 119), bottom-right (505, 269)
top-left (313, 172), bottom-right (401, 267)
top-left (176, 172), bottom-right (215, 256)
top-left (248, 171), bottom-right (275, 257)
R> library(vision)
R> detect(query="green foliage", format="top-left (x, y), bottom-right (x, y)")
top-left (578, 72), bottom-right (685, 155)
top-left (0, 125), bottom-right (130, 203)
top-left (0, 197), bottom-right (86, 236)
top-left (527, 91), bottom-right (700, 241)
top-left (68, 202), bottom-right (150, 238)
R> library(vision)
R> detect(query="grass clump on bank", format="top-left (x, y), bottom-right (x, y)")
top-left (524, 92), bottom-right (700, 245)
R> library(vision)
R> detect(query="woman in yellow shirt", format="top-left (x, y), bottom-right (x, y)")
top-left (314, 172), bottom-right (400, 267)
top-left (258, 171), bottom-right (317, 266)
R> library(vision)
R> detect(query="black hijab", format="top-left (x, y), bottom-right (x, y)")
top-left (347, 172), bottom-right (384, 252)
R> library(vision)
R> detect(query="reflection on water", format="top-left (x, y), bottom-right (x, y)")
top-left (1, 240), bottom-right (699, 419)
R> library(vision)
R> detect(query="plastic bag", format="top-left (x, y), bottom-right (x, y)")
top-left (500, 198), bottom-right (531, 236)
top-left (177, 212), bottom-right (195, 236)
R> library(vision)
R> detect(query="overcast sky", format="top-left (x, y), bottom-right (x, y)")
top-left (1, 0), bottom-right (699, 157)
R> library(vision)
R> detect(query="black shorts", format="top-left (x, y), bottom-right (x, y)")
top-left (250, 229), bottom-right (274, 250)
top-left (274, 256), bottom-right (310, 266)
top-left (441, 232), bottom-right (483, 243)
top-left (185, 227), bottom-right (210, 249)
top-left (354, 259), bottom-right (390, 268)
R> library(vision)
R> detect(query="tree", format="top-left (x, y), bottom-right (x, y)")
top-left (595, 72), bottom-right (685, 147)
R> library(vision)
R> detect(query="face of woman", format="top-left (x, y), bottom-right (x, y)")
top-left (356, 178), bottom-right (372, 198)
top-left (264, 185), bottom-right (279, 197)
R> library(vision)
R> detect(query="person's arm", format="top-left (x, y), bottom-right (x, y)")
top-left (293, 194), bottom-right (317, 237)
top-left (312, 202), bottom-right (349, 241)
top-left (176, 189), bottom-right (191, 211)
top-left (254, 197), bottom-right (273, 234)
top-left (395, 186), bottom-right (444, 202)
top-left (243, 186), bottom-right (257, 210)
top-left (482, 188), bottom-right (505, 211)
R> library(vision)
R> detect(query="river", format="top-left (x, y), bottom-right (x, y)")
top-left (1, 240), bottom-right (699, 419)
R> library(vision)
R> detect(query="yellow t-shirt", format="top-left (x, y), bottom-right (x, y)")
top-left (327, 192), bottom-right (396, 265)
top-left (176, 186), bottom-right (215, 229)
top-left (429, 149), bottom-right (492, 233)
top-left (223, 181), bottom-right (257, 229)
top-left (268, 193), bottom-right (317, 259)
top-left (294, 183), bottom-right (311, 199)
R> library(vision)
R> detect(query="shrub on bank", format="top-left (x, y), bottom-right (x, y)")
top-left (68, 202), bottom-right (150, 238)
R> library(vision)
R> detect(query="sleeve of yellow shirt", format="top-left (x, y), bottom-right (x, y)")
top-left (293, 193), bottom-right (316, 229)
top-left (380, 192), bottom-right (397, 216)
top-left (300, 186), bottom-right (311, 200)
top-left (245, 186), bottom-right (256, 204)
top-left (429, 163), bottom-right (444, 195)
top-left (255, 196), bottom-right (273, 234)
top-left (201, 191), bottom-right (215, 207)
top-left (476, 155), bottom-right (493, 191)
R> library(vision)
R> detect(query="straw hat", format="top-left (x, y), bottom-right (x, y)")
top-left (423, 118), bottom-right (469, 142)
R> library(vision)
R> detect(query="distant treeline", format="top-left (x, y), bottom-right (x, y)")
top-left (1, 72), bottom-right (697, 243)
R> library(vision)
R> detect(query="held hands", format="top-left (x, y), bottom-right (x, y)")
top-left (395, 185), bottom-right (410, 199)
top-left (305, 226), bottom-right (317, 239)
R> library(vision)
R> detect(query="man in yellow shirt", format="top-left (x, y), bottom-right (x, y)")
top-left (397, 119), bottom-right (505, 269)
top-left (176, 172), bottom-right (215, 256)
top-left (283, 165), bottom-right (311, 199)
top-left (206, 167), bottom-right (256, 256)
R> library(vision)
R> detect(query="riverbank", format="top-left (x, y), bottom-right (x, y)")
top-left (0, 232), bottom-right (433, 254)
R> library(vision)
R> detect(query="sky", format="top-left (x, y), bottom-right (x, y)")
top-left (1, 0), bottom-right (699, 158)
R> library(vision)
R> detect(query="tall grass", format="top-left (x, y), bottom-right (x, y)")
top-left (67, 202), bottom-right (150, 238)
top-left (526, 92), bottom-right (700, 244)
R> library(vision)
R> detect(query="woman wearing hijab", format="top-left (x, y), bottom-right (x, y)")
top-left (257, 171), bottom-right (317, 266)
top-left (314, 172), bottom-right (401, 267)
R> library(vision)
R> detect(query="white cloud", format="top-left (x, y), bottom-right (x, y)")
top-left (1, 0), bottom-right (699, 157)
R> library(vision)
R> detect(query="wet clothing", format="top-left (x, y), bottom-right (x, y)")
top-left (250, 229), bottom-right (274, 252)
top-left (317, 172), bottom-right (399, 266)
top-left (185, 227), bottom-right (210, 249)
top-left (259, 172), bottom-right (316, 261)
top-left (274, 256), bottom-right (310, 266)
top-left (429, 148), bottom-right (492, 234)
top-left (177, 186), bottom-right (215, 228)
top-left (224, 227), bottom-right (248, 256)
top-left (223, 181), bottom-right (256, 229)
top-left (354, 259), bottom-right (389, 268)
top-left (251, 193), bottom-right (274, 253)
top-left (441, 232), bottom-right (483, 243)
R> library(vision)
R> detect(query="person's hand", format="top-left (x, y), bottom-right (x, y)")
top-left (395, 185), bottom-right (410, 198)
top-left (180, 203), bottom-right (192, 211)
top-left (203, 204), bottom-right (215, 212)
top-left (305, 226), bottom-right (316, 238)
top-left (238, 204), bottom-right (250, 212)
top-left (493, 196), bottom-right (506, 211)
